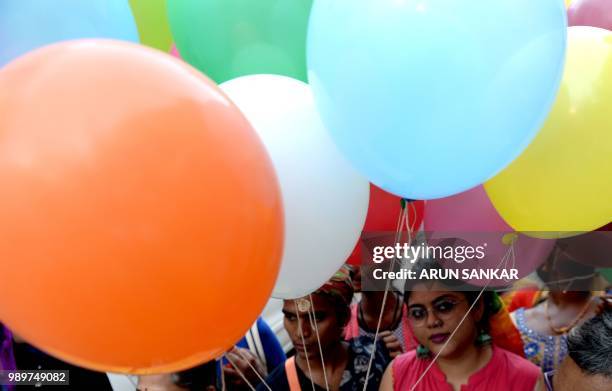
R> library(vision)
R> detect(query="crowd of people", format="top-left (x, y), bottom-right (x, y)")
top-left (1, 240), bottom-right (611, 391)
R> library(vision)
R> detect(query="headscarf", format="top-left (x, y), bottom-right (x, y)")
top-left (315, 265), bottom-right (354, 307)
top-left (312, 265), bottom-right (355, 326)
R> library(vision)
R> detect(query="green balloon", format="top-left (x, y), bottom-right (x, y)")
top-left (599, 268), bottom-right (612, 284)
top-left (129, 0), bottom-right (173, 51)
top-left (167, 0), bottom-right (312, 83)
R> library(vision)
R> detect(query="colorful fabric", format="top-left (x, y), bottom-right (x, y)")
top-left (513, 307), bottom-right (568, 372)
top-left (503, 288), bottom-right (541, 313)
top-left (488, 299), bottom-right (526, 357)
top-left (315, 265), bottom-right (355, 308)
top-left (392, 346), bottom-right (540, 391)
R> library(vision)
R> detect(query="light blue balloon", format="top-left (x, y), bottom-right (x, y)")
top-left (0, 0), bottom-right (138, 67)
top-left (307, 0), bottom-right (567, 200)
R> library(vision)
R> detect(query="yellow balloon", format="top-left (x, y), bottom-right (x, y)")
top-left (485, 27), bottom-right (612, 238)
top-left (566, 0), bottom-right (571, 8)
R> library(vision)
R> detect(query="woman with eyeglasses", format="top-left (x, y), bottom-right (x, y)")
top-left (379, 260), bottom-right (541, 391)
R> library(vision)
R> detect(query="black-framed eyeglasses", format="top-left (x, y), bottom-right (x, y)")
top-left (407, 298), bottom-right (465, 327)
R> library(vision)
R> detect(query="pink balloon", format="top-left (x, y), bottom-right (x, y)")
top-left (424, 186), bottom-right (554, 287)
top-left (568, 0), bottom-right (612, 31)
top-left (170, 44), bottom-right (181, 58)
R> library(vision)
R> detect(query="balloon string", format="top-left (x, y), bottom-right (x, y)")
top-left (129, 375), bottom-right (138, 389)
top-left (361, 203), bottom-right (409, 391)
top-left (493, 272), bottom-right (599, 294)
top-left (295, 300), bottom-right (317, 391)
top-left (409, 244), bottom-right (513, 390)
top-left (499, 243), bottom-right (512, 283)
top-left (221, 360), bottom-right (227, 391)
top-left (410, 284), bottom-right (488, 390)
top-left (225, 353), bottom-right (257, 391)
top-left (395, 200), bottom-right (404, 233)
top-left (405, 205), bottom-right (412, 248)
top-left (508, 243), bottom-right (517, 282)
top-left (309, 294), bottom-right (330, 391)
top-left (497, 240), bottom-right (517, 284)
top-left (233, 346), bottom-right (272, 391)
top-left (409, 200), bottom-right (417, 233)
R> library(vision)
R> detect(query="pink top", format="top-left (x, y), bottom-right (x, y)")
top-left (392, 346), bottom-right (540, 391)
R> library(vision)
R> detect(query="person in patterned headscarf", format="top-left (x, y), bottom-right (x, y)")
top-left (258, 265), bottom-right (391, 391)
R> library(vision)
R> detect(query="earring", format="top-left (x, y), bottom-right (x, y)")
top-left (475, 330), bottom-right (492, 347)
top-left (416, 344), bottom-right (430, 359)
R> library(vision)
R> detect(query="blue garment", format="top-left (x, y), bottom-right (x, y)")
top-left (515, 307), bottom-right (568, 373)
top-left (212, 317), bottom-right (286, 386)
top-left (233, 317), bottom-right (286, 373)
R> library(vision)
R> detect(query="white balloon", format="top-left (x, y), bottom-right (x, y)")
top-left (221, 75), bottom-right (369, 299)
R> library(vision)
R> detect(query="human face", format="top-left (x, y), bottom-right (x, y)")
top-left (553, 357), bottom-right (612, 391)
top-left (406, 285), bottom-right (483, 359)
top-left (283, 294), bottom-right (343, 361)
top-left (542, 247), bottom-right (595, 292)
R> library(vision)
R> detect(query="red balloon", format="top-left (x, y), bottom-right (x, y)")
top-left (346, 185), bottom-right (424, 266)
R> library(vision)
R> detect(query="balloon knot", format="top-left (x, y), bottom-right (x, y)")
top-left (502, 232), bottom-right (519, 246)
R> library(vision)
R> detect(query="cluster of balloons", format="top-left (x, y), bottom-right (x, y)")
top-left (0, 0), bottom-right (362, 373)
top-left (1, 0), bottom-right (610, 376)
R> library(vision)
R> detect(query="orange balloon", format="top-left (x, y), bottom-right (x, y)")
top-left (0, 40), bottom-right (283, 374)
